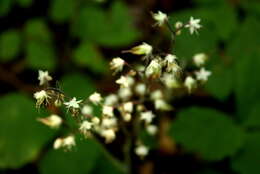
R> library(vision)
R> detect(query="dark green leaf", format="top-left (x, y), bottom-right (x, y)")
top-left (243, 103), bottom-right (260, 129)
top-left (0, 93), bottom-right (55, 168)
top-left (16, 0), bottom-right (32, 8)
top-left (0, 0), bottom-right (13, 17)
top-left (169, 107), bottom-right (245, 160)
top-left (0, 30), bottom-right (21, 62)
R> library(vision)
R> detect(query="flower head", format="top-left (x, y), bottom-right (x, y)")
top-left (185, 16), bottom-right (202, 34)
top-left (37, 114), bottom-right (62, 129)
top-left (110, 57), bottom-right (125, 73)
top-left (195, 68), bottom-right (212, 81)
top-left (34, 90), bottom-right (51, 108)
top-left (64, 97), bottom-right (82, 109)
top-left (128, 42), bottom-right (153, 55)
top-left (193, 53), bottom-right (208, 67)
top-left (152, 11), bottom-right (168, 26)
top-left (38, 70), bottom-right (52, 86)
top-left (89, 92), bottom-right (102, 104)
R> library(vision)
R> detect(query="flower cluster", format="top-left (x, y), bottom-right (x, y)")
top-left (33, 12), bottom-right (211, 160)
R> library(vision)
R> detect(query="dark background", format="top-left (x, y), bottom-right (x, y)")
top-left (0, 0), bottom-right (260, 174)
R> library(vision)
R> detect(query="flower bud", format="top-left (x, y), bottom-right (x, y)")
top-left (145, 59), bottom-right (162, 79)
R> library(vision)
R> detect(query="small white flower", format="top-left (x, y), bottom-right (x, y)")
top-left (101, 129), bottom-right (116, 143)
top-left (91, 117), bottom-right (100, 125)
top-left (63, 135), bottom-right (76, 149)
top-left (81, 105), bottom-right (93, 115)
top-left (53, 138), bottom-right (63, 149)
top-left (110, 57), bottom-right (125, 73)
top-left (116, 76), bottom-right (134, 88)
top-left (161, 73), bottom-right (180, 89)
top-left (89, 92), bottom-right (102, 104)
top-left (135, 144), bottom-right (149, 158)
top-left (135, 83), bottom-right (146, 96)
top-left (104, 94), bottom-right (118, 106)
top-left (34, 90), bottom-right (51, 108)
top-left (102, 105), bottom-right (114, 117)
top-left (193, 53), bottom-right (208, 67)
top-left (140, 111), bottom-right (155, 124)
top-left (122, 113), bottom-right (132, 122)
top-left (101, 117), bottom-right (117, 128)
top-left (164, 54), bottom-right (180, 73)
top-left (185, 16), bottom-right (202, 34)
top-left (38, 70), bottom-right (52, 86)
top-left (152, 11), bottom-right (168, 26)
top-left (64, 97), bottom-right (82, 109)
top-left (128, 42), bottom-right (153, 55)
top-left (155, 99), bottom-right (172, 111)
top-left (184, 76), bottom-right (196, 93)
top-left (123, 102), bottom-right (133, 113)
top-left (146, 125), bottom-right (158, 135)
top-left (150, 90), bottom-right (163, 100)
top-left (79, 120), bottom-right (93, 133)
top-left (145, 59), bottom-right (162, 78)
top-left (175, 21), bottom-right (183, 29)
top-left (37, 114), bottom-right (62, 129)
top-left (195, 68), bottom-right (212, 81)
top-left (118, 87), bottom-right (132, 100)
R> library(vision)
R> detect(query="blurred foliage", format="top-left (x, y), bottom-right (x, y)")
top-left (0, 0), bottom-right (260, 174)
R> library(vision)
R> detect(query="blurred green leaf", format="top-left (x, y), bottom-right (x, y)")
top-left (73, 42), bottom-right (108, 73)
top-left (16, 0), bottom-right (32, 8)
top-left (243, 103), bottom-right (260, 129)
top-left (61, 73), bottom-right (96, 99)
top-left (26, 40), bottom-right (56, 70)
top-left (0, 93), bottom-right (55, 168)
top-left (240, 0), bottom-right (260, 17)
top-left (39, 137), bottom-right (101, 174)
top-left (0, 30), bottom-right (21, 62)
top-left (169, 107), bottom-right (245, 161)
top-left (0, 0), bottom-right (13, 17)
top-left (232, 132), bottom-right (260, 174)
top-left (49, 0), bottom-right (77, 23)
top-left (24, 19), bottom-right (52, 42)
top-left (72, 1), bottom-right (139, 47)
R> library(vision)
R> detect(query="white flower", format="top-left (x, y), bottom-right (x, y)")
top-left (140, 111), bottom-right (155, 124)
top-left (135, 144), bottom-right (149, 158)
top-left (185, 16), bottom-right (202, 34)
top-left (104, 94), bottom-right (118, 106)
top-left (89, 92), bottom-right (102, 104)
top-left (161, 73), bottom-right (180, 88)
top-left (122, 113), bottom-right (132, 122)
top-left (135, 83), bottom-right (146, 96)
top-left (150, 90), bottom-right (163, 100)
top-left (101, 117), bottom-right (117, 128)
top-left (38, 70), bottom-right (52, 86)
top-left (116, 76), bottom-right (134, 88)
top-left (123, 102), bottom-right (133, 113)
top-left (81, 105), bottom-right (93, 115)
top-left (37, 114), bottom-right (62, 129)
top-left (155, 99), bottom-right (172, 111)
top-left (64, 97), bottom-right (82, 109)
top-left (193, 53), bottom-right (208, 67)
top-left (79, 120), bottom-right (93, 133)
top-left (175, 21), bottom-right (183, 29)
top-left (184, 76), bottom-right (196, 93)
top-left (118, 87), bottom-right (132, 100)
top-left (110, 57), bottom-right (125, 73)
top-left (146, 125), bottom-right (158, 135)
top-left (152, 11), bottom-right (168, 26)
top-left (53, 135), bottom-right (76, 150)
top-left (195, 68), bottom-right (212, 81)
top-left (53, 138), bottom-right (63, 149)
top-left (102, 105), bottom-right (114, 117)
top-left (34, 90), bottom-right (51, 108)
top-left (101, 129), bottom-right (116, 143)
top-left (164, 54), bottom-right (180, 73)
top-left (145, 59), bottom-right (162, 78)
top-left (128, 42), bottom-right (153, 55)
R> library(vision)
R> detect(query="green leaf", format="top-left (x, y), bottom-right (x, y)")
top-left (26, 40), bottom-right (56, 70)
top-left (24, 19), bottom-right (52, 42)
top-left (73, 42), bottom-right (108, 73)
top-left (243, 103), bottom-right (260, 129)
top-left (39, 137), bottom-right (101, 174)
top-left (72, 1), bottom-right (139, 47)
top-left (60, 73), bottom-right (96, 99)
top-left (16, 0), bottom-right (32, 8)
top-left (49, 0), bottom-right (77, 23)
top-left (0, 30), bottom-right (21, 62)
top-left (232, 132), bottom-right (260, 174)
top-left (0, 93), bottom-right (55, 168)
top-left (240, 0), bottom-right (260, 17)
top-left (169, 107), bottom-right (245, 161)
top-left (0, 0), bottom-right (13, 17)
